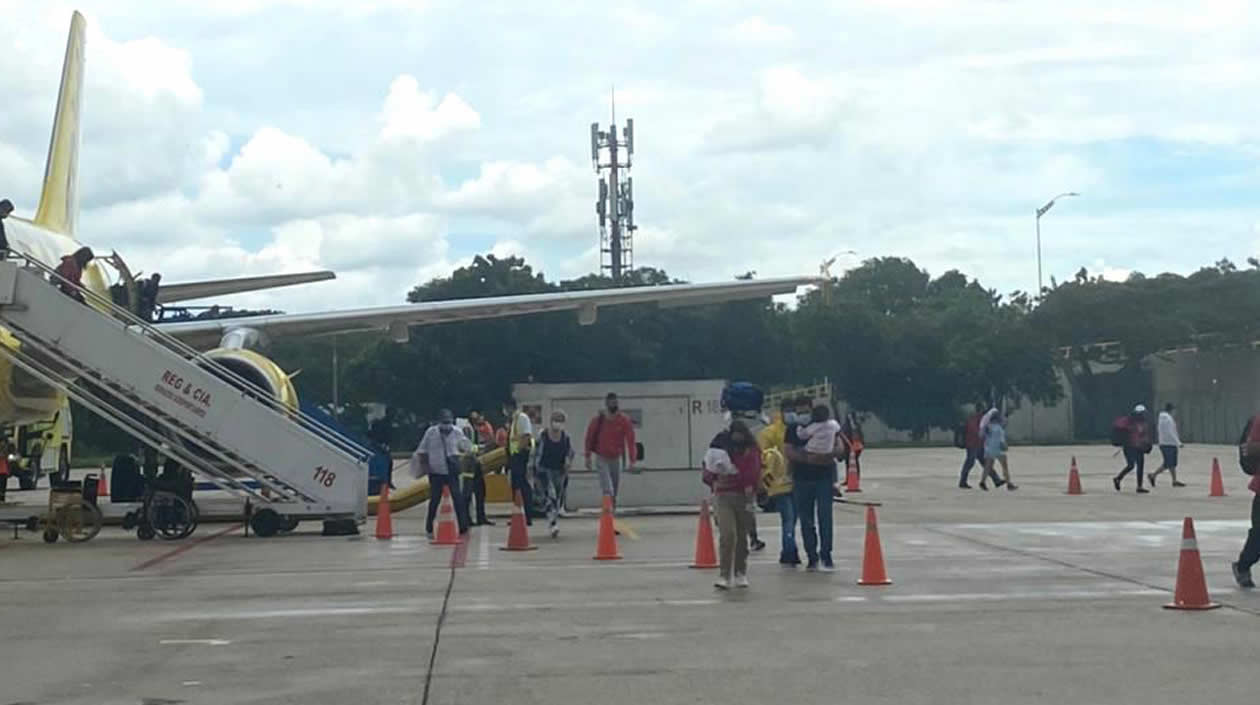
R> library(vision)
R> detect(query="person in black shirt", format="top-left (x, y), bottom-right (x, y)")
top-left (0, 199), bottom-right (14, 252)
top-left (534, 410), bottom-right (574, 538)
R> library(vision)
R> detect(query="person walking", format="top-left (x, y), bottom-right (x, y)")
top-left (584, 392), bottom-right (637, 514)
top-left (980, 413), bottom-right (1018, 491)
top-left (534, 410), bottom-right (574, 538)
top-left (787, 399), bottom-right (839, 572)
top-left (959, 403), bottom-right (1002, 489)
top-left (503, 398), bottom-right (535, 525)
top-left (412, 409), bottom-right (471, 539)
top-left (1113, 404), bottom-right (1154, 494)
top-left (53, 246), bottom-right (94, 302)
top-left (703, 420), bottom-right (762, 589)
top-left (1232, 414), bottom-right (1260, 588)
top-left (759, 401), bottom-right (800, 565)
top-left (1148, 403), bottom-right (1186, 488)
top-left (841, 411), bottom-right (865, 480)
top-left (0, 439), bottom-right (10, 503)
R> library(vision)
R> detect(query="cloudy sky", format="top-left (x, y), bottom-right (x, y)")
top-left (2, 1), bottom-right (1259, 313)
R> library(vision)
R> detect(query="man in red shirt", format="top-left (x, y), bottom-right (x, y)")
top-left (959, 403), bottom-right (1001, 489)
top-left (585, 392), bottom-right (636, 511)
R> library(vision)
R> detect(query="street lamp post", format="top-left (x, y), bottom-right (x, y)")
top-left (1034, 192), bottom-right (1079, 298)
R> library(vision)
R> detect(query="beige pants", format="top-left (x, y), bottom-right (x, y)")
top-left (715, 494), bottom-right (751, 581)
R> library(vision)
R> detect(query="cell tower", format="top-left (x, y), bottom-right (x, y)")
top-left (591, 102), bottom-right (635, 282)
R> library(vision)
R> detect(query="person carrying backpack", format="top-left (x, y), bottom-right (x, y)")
top-left (534, 410), bottom-right (574, 538)
top-left (1232, 415), bottom-right (1260, 588)
top-left (1113, 404), bottom-right (1154, 494)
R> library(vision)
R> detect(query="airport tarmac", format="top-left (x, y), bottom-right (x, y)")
top-left (2, 444), bottom-right (1257, 704)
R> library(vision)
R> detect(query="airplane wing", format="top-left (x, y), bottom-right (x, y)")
top-left (157, 271), bottom-right (336, 304)
top-left (156, 275), bottom-right (818, 348)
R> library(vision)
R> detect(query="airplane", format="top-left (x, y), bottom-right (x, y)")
top-left (0, 11), bottom-right (818, 489)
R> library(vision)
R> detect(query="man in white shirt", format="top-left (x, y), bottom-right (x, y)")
top-left (1149, 403), bottom-right (1186, 488)
top-left (414, 408), bottom-right (473, 538)
top-left (503, 398), bottom-right (535, 525)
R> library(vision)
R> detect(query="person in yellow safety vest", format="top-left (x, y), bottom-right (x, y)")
top-left (758, 402), bottom-right (800, 565)
top-left (503, 397), bottom-right (535, 526)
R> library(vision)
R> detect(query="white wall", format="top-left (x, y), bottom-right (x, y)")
top-left (513, 380), bottom-right (728, 508)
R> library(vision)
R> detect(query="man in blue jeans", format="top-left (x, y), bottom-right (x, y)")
top-left (786, 398), bottom-right (836, 572)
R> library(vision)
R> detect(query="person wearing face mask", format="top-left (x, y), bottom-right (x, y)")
top-left (534, 410), bottom-right (574, 538)
top-left (702, 420), bottom-right (762, 589)
top-left (412, 408), bottom-right (472, 539)
top-left (585, 392), bottom-right (637, 515)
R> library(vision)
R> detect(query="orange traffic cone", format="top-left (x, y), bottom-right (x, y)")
top-left (500, 490), bottom-right (538, 551)
top-left (1164, 517), bottom-right (1221, 610)
top-left (689, 499), bottom-right (718, 569)
top-left (857, 505), bottom-right (892, 586)
top-left (374, 483), bottom-right (393, 540)
top-left (845, 462), bottom-right (861, 492)
top-left (97, 462), bottom-right (109, 498)
top-left (1209, 458), bottom-right (1227, 497)
top-left (431, 485), bottom-right (460, 545)
top-left (593, 495), bottom-right (622, 560)
top-left (1066, 456), bottom-right (1084, 495)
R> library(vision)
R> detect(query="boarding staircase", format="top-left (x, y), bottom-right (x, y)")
top-left (0, 254), bottom-right (372, 535)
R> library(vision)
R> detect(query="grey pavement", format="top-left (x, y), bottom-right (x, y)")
top-left (1, 444), bottom-right (1257, 704)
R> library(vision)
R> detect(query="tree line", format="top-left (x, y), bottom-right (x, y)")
top-left (73, 254), bottom-right (1260, 455)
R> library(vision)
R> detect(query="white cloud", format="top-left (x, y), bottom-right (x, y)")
top-left (727, 17), bottom-right (794, 43)
top-left (703, 66), bottom-right (845, 153)
top-left (437, 157), bottom-right (591, 238)
top-left (380, 75), bottom-right (481, 143)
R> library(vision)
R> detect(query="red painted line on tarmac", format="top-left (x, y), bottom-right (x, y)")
top-left (130, 523), bottom-right (242, 572)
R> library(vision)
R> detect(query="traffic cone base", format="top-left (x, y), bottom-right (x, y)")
top-left (1164, 517), bottom-right (1221, 610)
top-left (374, 483), bottom-right (393, 540)
top-left (845, 463), bottom-right (861, 493)
top-left (501, 490), bottom-right (537, 551)
top-left (689, 499), bottom-right (718, 569)
top-left (593, 496), bottom-right (622, 560)
top-left (857, 505), bottom-right (892, 586)
top-left (1209, 458), bottom-right (1227, 497)
top-left (1066, 456), bottom-right (1084, 495)
top-left (431, 485), bottom-right (460, 545)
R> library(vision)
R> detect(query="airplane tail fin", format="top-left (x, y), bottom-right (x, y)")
top-left (34, 11), bottom-right (86, 236)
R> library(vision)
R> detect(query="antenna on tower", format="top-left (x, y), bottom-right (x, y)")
top-left (591, 90), bottom-right (635, 283)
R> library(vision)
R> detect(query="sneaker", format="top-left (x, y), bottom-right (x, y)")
top-left (1172, 481), bottom-right (1187, 488)
top-left (558, 508), bottom-right (568, 518)
top-left (480, 518), bottom-right (496, 526)
top-left (549, 522), bottom-right (559, 539)
top-left (994, 479), bottom-right (1007, 489)
top-left (734, 574), bottom-right (750, 588)
top-left (1233, 561), bottom-right (1255, 589)
top-left (1136, 487), bottom-right (1150, 494)
top-left (959, 482), bottom-right (972, 490)
top-left (806, 559), bottom-right (819, 572)
top-left (819, 559), bottom-right (836, 573)
top-left (750, 539), bottom-right (767, 552)
top-left (979, 483), bottom-right (989, 491)
top-left (714, 577), bottom-right (731, 590)
top-left (1113, 476), bottom-right (1122, 492)
top-left (1006, 483), bottom-right (1019, 491)
top-left (426, 531), bottom-right (434, 541)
